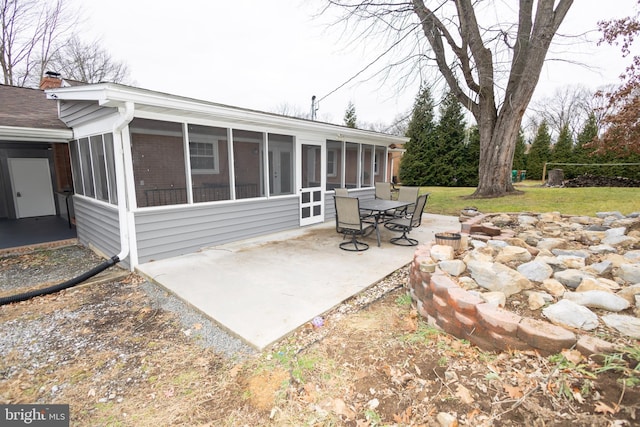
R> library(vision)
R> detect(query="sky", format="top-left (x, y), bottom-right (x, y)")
top-left (68, 0), bottom-right (638, 129)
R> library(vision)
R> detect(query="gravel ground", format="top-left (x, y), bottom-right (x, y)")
top-left (1, 243), bottom-right (409, 360)
top-left (0, 244), bottom-right (255, 359)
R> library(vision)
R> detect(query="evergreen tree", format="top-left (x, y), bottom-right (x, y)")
top-left (552, 124), bottom-right (573, 162)
top-left (344, 101), bottom-right (357, 128)
top-left (525, 121), bottom-right (551, 180)
top-left (399, 86), bottom-right (436, 185)
top-left (552, 124), bottom-right (574, 177)
top-left (427, 92), bottom-right (467, 186)
top-left (512, 129), bottom-right (527, 171)
top-left (457, 126), bottom-right (480, 187)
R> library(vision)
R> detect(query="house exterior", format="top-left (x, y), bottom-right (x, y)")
top-left (29, 82), bottom-right (407, 269)
top-left (0, 83), bottom-right (74, 222)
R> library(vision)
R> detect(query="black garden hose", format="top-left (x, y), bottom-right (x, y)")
top-left (0, 255), bottom-right (120, 306)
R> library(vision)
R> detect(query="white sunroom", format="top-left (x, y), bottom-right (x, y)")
top-left (46, 83), bottom-right (408, 268)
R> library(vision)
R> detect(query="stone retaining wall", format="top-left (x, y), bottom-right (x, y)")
top-left (407, 243), bottom-right (618, 358)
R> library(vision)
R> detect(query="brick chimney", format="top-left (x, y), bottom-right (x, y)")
top-left (39, 71), bottom-right (63, 90)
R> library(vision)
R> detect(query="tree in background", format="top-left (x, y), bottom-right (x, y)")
top-left (512, 130), bottom-right (527, 171)
top-left (0, 0), bottom-right (74, 86)
top-left (1, 0), bottom-right (130, 87)
top-left (457, 125), bottom-right (480, 187)
top-left (343, 101), bottom-right (357, 128)
top-left (552, 124), bottom-right (573, 162)
top-left (425, 92), bottom-right (467, 186)
top-left (47, 35), bottom-right (129, 83)
top-left (591, 2), bottom-right (640, 156)
top-left (399, 86), bottom-right (436, 185)
top-left (326, 0), bottom-right (573, 197)
top-left (528, 85), bottom-right (593, 140)
top-left (526, 121), bottom-right (551, 180)
top-left (549, 123), bottom-right (573, 178)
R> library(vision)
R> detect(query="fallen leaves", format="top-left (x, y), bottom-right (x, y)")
top-left (503, 383), bottom-right (524, 399)
top-left (455, 384), bottom-right (475, 404)
top-left (594, 401), bottom-right (620, 415)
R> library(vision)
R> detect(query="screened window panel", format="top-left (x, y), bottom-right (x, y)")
top-left (326, 140), bottom-right (343, 190)
top-left (267, 133), bottom-right (294, 196)
top-left (90, 135), bottom-right (108, 202)
top-left (188, 124), bottom-right (230, 203)
top-left (130, 118), bottom-right (186, 207)
top-left (68, 140), bottom-right (83, 195)
top-left (374, 146), bottom-right (386, 182)
top-left (233, 129), bottom-right (264, 199)
top-left (361, 144), bottom-right (373, 187)
top-left (78, 138), bottom-right (95, 197)
top-left (345, 142), bottom-right (359, 188)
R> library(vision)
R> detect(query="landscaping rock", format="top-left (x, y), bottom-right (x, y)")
top-left (536, 238), bottom-right (565, 251)
top-left (430, 244), bottom-right (455, 262)
top-left (528, 292), bottom-right (547, 310)
top-left (438, 260), bottom-right (466, 277)
top-left (553, 269), bottom-right (595, 289)
top-left (517, 260), bottom-right (554, 282)
top-left (617, 284), bottom-right (640, 304)
top-left (618, 263), bottom-right (640, 284)
top-left (495, 245), bottom-right (532, 264)
top-left (467, 261), bottom-right (530, 297)
top-left (542, 300), bottom-right (599, 331)
top-left (541, 279), bottom-right (566, 297)
top-left (562, 290), bottom-right (630, 312)
top-left (601, 314), bottom-right (640, 339)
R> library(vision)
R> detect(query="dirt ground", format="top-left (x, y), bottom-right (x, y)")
top-left (1, 250), bottom-right (639, 426)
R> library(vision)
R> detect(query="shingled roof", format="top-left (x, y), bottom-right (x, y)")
top-left (0, 84), bottom-right (69, 130)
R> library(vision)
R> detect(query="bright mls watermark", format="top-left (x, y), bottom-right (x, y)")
top-left (1, 405), bottom-right (69, 426)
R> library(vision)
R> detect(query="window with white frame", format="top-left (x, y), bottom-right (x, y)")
top-left (189, 139), bottom-right (219, 174)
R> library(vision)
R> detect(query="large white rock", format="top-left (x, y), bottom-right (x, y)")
top-left (542, 299), bottom-right (599, 331)
top-left (557, 255), bottom-right (585, 269)
top-left (624, 250), bottom-right (640, 263)
top-left (430, 244), bottom-right (455, 262)
top-left (563, 290), bottom-right (630, 312)
top-left (467, 261), bottom-right (530, 297)
top-left (463, 247), bottom-right (494, 263)
top-left (554, 269), bottom-right (595, 289)
top-left (605, 227), bottom-right (627, 238)
top-left (601, 314), bottom-right (640, 339)
top-left (438, 259), bottom-right (466, 277)
top-left (495, 245), bottom-right (532, 264)
top-left (618, 263), bottom-right (640, 284)
top-left (536, 238), bottom-right (566, 251)
top-left (517, 260), bottom-right (553, 282)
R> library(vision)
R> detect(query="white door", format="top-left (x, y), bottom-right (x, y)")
top-left (8, 158), bottom-right (56, 218)
top-left (298, 142), bottom-right (324, 226)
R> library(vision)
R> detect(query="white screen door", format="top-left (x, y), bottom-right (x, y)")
top-left (8, 158), bottom-right (56, 218)
top-left (298, 143), bottom-right (324, 226)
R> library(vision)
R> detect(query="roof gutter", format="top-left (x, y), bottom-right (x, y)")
top-left (112, 102), bottom-right (134, 263)
top-left (0, 125), bottom-right (72, 143)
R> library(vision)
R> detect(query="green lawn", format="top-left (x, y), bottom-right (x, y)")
top-left (421, 181), bottom-right (640, 217)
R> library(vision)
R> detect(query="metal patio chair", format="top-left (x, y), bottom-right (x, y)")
top-left (391, 185), bottom-right (420, 218)
top-left (375, 181), bottom-right (392, 200)
top-left (386, 193), bottom-right (429, 246)
top-left (333, 196), bottom-right (375, 251)
top-left (334, 187), bottom-right (349, 197)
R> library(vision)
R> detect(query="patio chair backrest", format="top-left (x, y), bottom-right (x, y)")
top-left (375, 181), bottom-right (392, 199)
top-left (397, 186), bottom-right (420, 204)
top-left (334, 187), bottom-right (349, 197)
top-left (334, 196), bottom-right (363, 232)
top-left (410, 193), bottom-right (429, 228)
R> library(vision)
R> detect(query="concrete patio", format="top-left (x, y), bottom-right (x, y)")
top-left (136, 213), bottom-right (460, 350)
